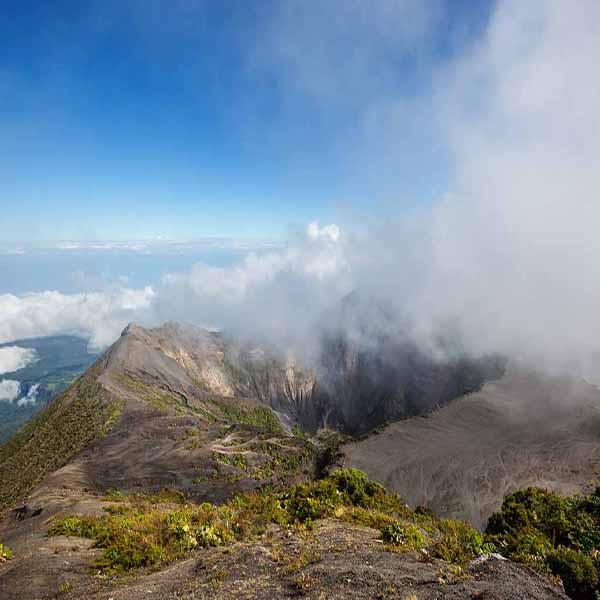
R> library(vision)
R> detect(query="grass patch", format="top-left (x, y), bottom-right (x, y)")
top-left (49, 468), bottom-right (496, 576)
top-left (114, 372), bottom-right (187, 413)
top-left (58, 581), bottom-right (73, 594)
top-left (208, 397), bottom-right (283, 434)
top-left (103, 487), bottom-right (188, 505)
top-left (207, 439), bottom-right (313, 482)
top-left (250, 440), bottom-right (312, 474)
top-left (212, 451), bottom-right (249, 471)
top-left (0, 543), bottom-right (13, 562)
top-left (279, 547), bottom-right (322, 575)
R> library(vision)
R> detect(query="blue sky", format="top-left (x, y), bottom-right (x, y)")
top-left (2, 1), bottom-right (600, 366)
top-left (1, 0), bottom-right (493, 241)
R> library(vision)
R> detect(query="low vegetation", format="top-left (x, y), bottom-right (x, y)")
top-left (0, 543), bottom-right (13, 562)
top-left (114, 372), bottom-right (189, 414)
top-left (118, 370), bottom-right (284, 435)
top-left (486, 487), bottom-right (600, 600)
top-left (381, 522), bottom-right (426, 549)
top-left (208, 396), bottom-right (283, 434)
top-left (0, 373), bottom-right (123, 510)
top-left (208, 438), bottom-right (313, 482)
top-left (49, 468), bottom-right (494, 575)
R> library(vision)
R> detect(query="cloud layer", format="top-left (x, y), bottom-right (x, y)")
top-left (0, 380), bottom-right (21, 403)
top-left (156, 0), bottom-right (600, 369)
top-left (0, 288), bottom-right (155, 350)
top-left (0, 346), bottom-right (38, 375)
top-left (0, 380), bottom-right (40, 405)
top-left (0, 2), bottom-right (599, 374)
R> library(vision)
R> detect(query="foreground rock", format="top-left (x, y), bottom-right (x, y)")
top-left (0, 507), bottom-right (566, 600)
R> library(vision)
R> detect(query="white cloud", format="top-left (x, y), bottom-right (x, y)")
top-left (0, 380), bottom-right (40, 405)
top-left (253, 0), bottom-right (442, 107)
top-left (156, 1), bottom-right (600, 371)
top-left (17, 383), bottom-right (39, 406)
top-left (0, 346), bottom-right (37, 375)
top-left (0, 380), bottom-right (20, 402)
top-left (306, 222), bottom-right (340, 243)
top-left (419, 0), bottom-right (600, 365)
top-left (157, 222), bottom-right (350, 354)
top-left (0, 223), bottom-right (349, 356)
top-left (0, 287), bottom-right (155, 350)
top-left (1, 2), bottom-right (599, 377)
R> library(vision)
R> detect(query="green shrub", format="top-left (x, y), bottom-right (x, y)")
top-left (196, 524), bottom-right (227, 547)
top-left (338, 506), bottom-right (397, 530)
top-left (0, 543), bottom-right (13, 561)
top-left (381, 522), bottom-right (426, 550)
top-left (486, 487), bottom-right (600, 599)
top-left (507, 531), bottom-right (554, 567)
top-left (287, 494), bottom-right (322, 523)
top-left (165, 512), bottom-right (199, 550)
top-left (547, 547), bottom-right (598, 600)
top-left (48, 515), bottom-right (110, 541)
top-left (47, 468), bottom-right (484, 578)
top-left (284, 479), bottom-right (338, 523)
top-left (330, 468), bottom-right (383, 508)
top-left (431, 519), bottom-right (485, 566)
top-left (50, 506), bottom-right (235, 573)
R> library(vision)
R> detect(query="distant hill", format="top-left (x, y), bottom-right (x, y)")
top-left (0, 336), bottom-right (98, 443)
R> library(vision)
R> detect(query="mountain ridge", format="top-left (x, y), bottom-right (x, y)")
top-left (0, 321), bottom-right (572, 599)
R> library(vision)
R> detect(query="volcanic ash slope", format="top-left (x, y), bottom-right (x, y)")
top-left (344, 365), bottom-right (600, 528)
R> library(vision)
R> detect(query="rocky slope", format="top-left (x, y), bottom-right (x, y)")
top-left (0, 321), bottom-right (503, 509)
top-left (0, 515), bottom-right (567, 600)
top-left (0, 322), bottom-right (317, 512)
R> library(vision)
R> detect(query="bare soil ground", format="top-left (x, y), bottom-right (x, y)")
top-left (0, 513), bottom-right (566, 599)
top-left (344, 366), bottom-right (600, 528)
